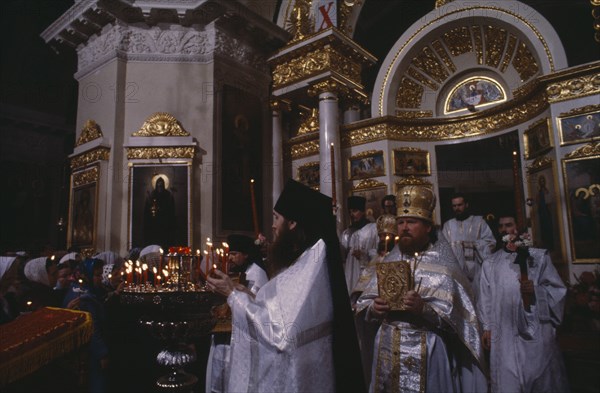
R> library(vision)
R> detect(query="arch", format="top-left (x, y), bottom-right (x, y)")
top-left (372, 1), bottom-right (568, 117)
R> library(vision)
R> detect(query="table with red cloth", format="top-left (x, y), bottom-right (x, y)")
top-left (0, 307), bottom-right (93, 387)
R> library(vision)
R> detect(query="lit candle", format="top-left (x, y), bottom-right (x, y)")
top-left (152, 267), bottom-right (158, 286)
top-left (159, 248), bottom-right (164, 274)
top-left (250, 179), bottom-right (260, 237)
top-left (330, 143), bottom-right (336, 209)
top-left (204, 250), bottom-right (209, 278)
top-left (394, 236), bottom-right (400, 245)
top-left (26, 300), bottom-right (32, 312)
top-left (385, 235), bottom-right (390, 253)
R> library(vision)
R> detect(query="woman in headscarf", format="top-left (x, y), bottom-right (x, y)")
top-left (0, 256), bottom-right (20, 323)
top-left (63, 258), bottom-right (108, 393)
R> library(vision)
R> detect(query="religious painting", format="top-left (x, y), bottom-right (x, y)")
top-left (558, 106), bottom-right (600, 146)
top-left (524, 118), bottom-right (553, 160)
top-left (220, 85), bottom-right (263, 233)
top-left (562, 153), bottom-right (600, 263)
top-left (68, 167), bottom-right (98, 250)
top-left (526, 159), bottom-right (563, 259)
top-left (129, 163), bottom-right (190, 249)
top-left (352, 181), bottom-right (388, 221)
top-left (297, 161), bottom-right (320, 190)
top-left (445, 76), bottom-right (506, 114)
top-left (393, 148), bottom-right (431, 176)
top-left (348, 150), bottom-right (385, 180)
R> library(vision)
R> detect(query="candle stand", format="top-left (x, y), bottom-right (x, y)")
top-left (121, 249), bottom-right (224, 391)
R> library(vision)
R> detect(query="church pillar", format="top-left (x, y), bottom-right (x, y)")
top-left (343, 102), bottom-right (361, 124)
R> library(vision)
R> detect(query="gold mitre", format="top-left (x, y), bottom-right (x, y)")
top-left (376, 214), bottom-right (398, 235)
top-left (396, 185), bottom-right (436, 222)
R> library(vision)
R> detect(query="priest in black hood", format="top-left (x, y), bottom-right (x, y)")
top-left (207, 179), bottom-right (365, 392)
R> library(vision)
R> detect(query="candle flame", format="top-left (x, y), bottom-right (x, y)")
top-left (157, 276), bottom-right (161, 281)
top-left (50, 255), bottom-right (55, 261)
top-left (206, 241), bottom-right (213, 247)
top-left (162, 269), bottom-right (169, 277)
top-left (204, 250), bottom-right (209, 255)
top-left (222, 242), bottom-right (229, 248)
top-left (159, 248), bottom-right (163, 254)
top-left (250, 179), bottom-right (255, 184)
top-left (196, 249), bottom-right (201, 255)
top-left (153, 267), bottom-right (157, 274)
top-left (108, 274), bottom-right (112, 279)
top-left (27, 301), bottom-right (32, 306)
top-left (330, 142), bottom-right (334, 147)
top-left (135, 260), bottom-right (140, 267)
top-left (212, 264), bottom-right (218, 269)
top-left (206, 237), bottom-right (211, 242)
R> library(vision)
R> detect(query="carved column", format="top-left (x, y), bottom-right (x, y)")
top-left (271, 100), bottom-right (284, 200)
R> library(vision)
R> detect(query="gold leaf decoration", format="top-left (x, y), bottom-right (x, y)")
top-left (76, 120), bottom-right (103, 147)
top-left (70, 147), bottom-right (110, 170)
top-left (132, 113), bottom-right (190, 137)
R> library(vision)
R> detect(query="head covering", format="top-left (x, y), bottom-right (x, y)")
top-left (0, 257), bottom-right (17, 281)
top-left (59, 252), bottom-right (81, 267)
top-left (274, 179), bottom-right (365, 392)
top-left (227, 234), bottom-right (256, 254)
top-left (396, 185), bottom-right (436, 223)
top-left (347, 196), bottom-right (366, 211)
top-left (95, 251), bottom-right (124, 286)
top-left (376, 214), bottom-right (398, 236)
top-left (24, 257), bottom-right (50, 286)
top-left (274, 179), bottom-right (334, 242)
top-left (81, 258), bottom-right (103, 287)
top-left (139, 245), bottom-right (162, 268)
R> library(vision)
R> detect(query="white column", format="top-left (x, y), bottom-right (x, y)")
top-left (271, 101), bottom-right (284, 202)
top-left (318, 90), bottom-right (344, 233)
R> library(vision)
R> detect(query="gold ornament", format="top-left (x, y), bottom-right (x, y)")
top-left (396, 185), bottom-right (436, 222)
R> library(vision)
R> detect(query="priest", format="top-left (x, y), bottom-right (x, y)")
top-left (207, 179), bottom-right (364, 392)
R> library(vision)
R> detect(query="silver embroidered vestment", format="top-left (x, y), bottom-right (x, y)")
top-left (226, 239), bottom-right (335, 393)
top-left (356, 240), bottom-right (487, 393)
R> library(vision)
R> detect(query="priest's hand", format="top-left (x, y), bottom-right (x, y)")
top-left (519, 279), bottom-right (534, 295)
top-left (207, 269), bottom-right (234, 297)
top-left (370, 297), bottom-right (390, 319)
top-left (482, 330), bottom-right (492, 350)
top-left (402, 290), bottom-right (424, 315)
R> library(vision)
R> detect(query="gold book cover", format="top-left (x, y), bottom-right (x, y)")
top-left (376, 261), bottom-right (412, 311)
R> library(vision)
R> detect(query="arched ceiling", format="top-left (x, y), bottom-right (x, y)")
top-left (352, 0), bottom-right (598, 97)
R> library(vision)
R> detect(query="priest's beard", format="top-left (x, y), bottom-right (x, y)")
top-left (267, 225), bottom-right (306, 278)
top-left (454, 211), bottom-right (470, 221)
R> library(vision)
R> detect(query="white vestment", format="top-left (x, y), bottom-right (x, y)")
top-left (356, 240), bottom-right (487, 393)
top-left (341, 222), bottom-right (378, 294)
top-left (226, 240), bottom-right (335, 393)
top-left (479, 248), bottom-right (569, 393)
top-left (442, 215), bottom-right (495, 299)
top-left (205, 262), bottom-right (268, 393)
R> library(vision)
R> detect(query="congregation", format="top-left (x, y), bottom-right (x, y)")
top-left (0, 180), bottom-right (569, 393)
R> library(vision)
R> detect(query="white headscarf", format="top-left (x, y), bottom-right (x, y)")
top-left (24, 257), bottom-right (50, 286)
top-left (95, 251), bottom-right (124, 286)
top-left (0, 257), bottom-right (17, 282)
top-left (59, 252), bottom-right (81, 265)
top-left (139, 245), bottom-right (162, 268)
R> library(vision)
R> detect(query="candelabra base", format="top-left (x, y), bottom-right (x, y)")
top-left (156, 367), bottom-right (198, 390)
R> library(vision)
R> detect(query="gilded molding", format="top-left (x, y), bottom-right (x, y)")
top-left (500, 34), bottom-right (518, 73)
top-left (395, 176), bottom-right (433, 187)
top-left (484, 26), bottom-right (507, 68)
top-left (546, 73), bottom-right (600, 103)
top-left (435, 0), bottom-right (455, 7)
top-left (471, 25), bottom-right (484, 65)
top-left (297, 108), bottom-right (320, 135)
top-left (76, 120), bottom-right (103, 146)
top-left (339, 0), bottom-right (358, 36)
top-left (287, 0), bottom-right (313, 44)
top-left (396, 77), bottom-right (423, 109)
top-left (395, 147), bottom-right (427, 153)
top-left (395, 110), bottom-right (433, 119)
top-left (272, 46), bottom-right (362, 90)
top-left (353, 179), bottom-right (386, 191)
top-left (308, 78), bottom-right (341, 96)
top-left (346, 87), bottom-right (548, 145)
top-left (298, 160), bottom-right (319, 170)
top-left (411, 46), bottom-right (449, 84)
top-left (350, 149), bottom-right (383, 160)
top-left (290, 139), bottom-right (319, 159)
top-left (431, 40), bottom-right (456, 73)
top-left (407, 67), bottom-right (439, 91)
top-left (512, 41), bottom-right (540, 82)
top-left (73, 166), bottom-right (99, 187)
top-left (126, 147), bottom-right (195, 159)
top-left (559, 104), bottom-right (600, 117)
top-left (564, 142), bottom-right (600, 159)
top-left (527, 156), bottom-right (553, 172)
top-left (132, 113), bottom-right (190, 137)
top-left (70, 147), bottom-right (110, 170)
top-left (443, 26), bottom-right (472, 57)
